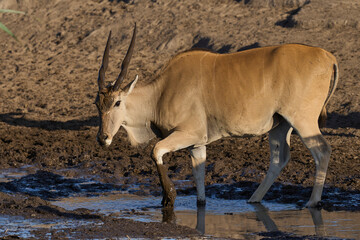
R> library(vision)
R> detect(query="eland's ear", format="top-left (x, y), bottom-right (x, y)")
top-left (126, 75), bottom-right (139, 95)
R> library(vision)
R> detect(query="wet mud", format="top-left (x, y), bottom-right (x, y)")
top-left (0, 169), bottom-right (359, 239)
top-left (1, 169), bottom-right (359, 212)
top-left (1, 0), bottom-right (360, 239)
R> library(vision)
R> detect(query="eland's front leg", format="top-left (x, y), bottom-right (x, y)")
top-left (152, 146), bottom-right (176, 207)
top-left (190, 146), bottom-right (206, 206)
top-left (152, 130), bottom-right (205, 208)
top-left (153, 160), bottom-right (177, 208)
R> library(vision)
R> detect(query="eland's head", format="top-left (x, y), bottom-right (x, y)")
top-left (95, 25), bottom-right (138, 147)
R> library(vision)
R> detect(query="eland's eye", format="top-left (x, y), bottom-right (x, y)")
top-left (114, 101), bottom-right (121, 107)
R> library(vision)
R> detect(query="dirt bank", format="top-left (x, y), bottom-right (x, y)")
top-left (0, 0), bottom-right (359, 239)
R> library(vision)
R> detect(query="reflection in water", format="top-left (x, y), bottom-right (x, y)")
top-left (308, 208), bottom-right (326, 237)
top-left (251, 203), bottom-right (278, 232)
top-left (163, 203), bottom-right (342, 239)
top-left (161, 205), bottom-right (206, 234)
top-left (196, 206), bottom-right (205, 234)
top-left (53, 194), bottom-right (360, 239)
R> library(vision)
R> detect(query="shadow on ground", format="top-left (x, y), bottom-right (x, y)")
top-left (0, 170), bottom-right (123, 200)
top-left (327, 112), bottom-right (360, 129)
top-left (1, 111), bottom-right (357, 132)
top-left (0, 112), bottom-right (98, 131)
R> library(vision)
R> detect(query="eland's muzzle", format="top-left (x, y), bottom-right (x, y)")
top-left (97, 132), bottom-right (111, 147)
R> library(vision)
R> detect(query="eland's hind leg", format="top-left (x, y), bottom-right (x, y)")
top-left (248, 119), bottom-right (293, 203)
top-left (291, 121), bottom-right (331, 208)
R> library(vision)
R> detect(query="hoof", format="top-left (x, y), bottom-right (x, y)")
top-left (161, 207), bottom-right (175, 223)
top-left (247, 198), bottom-right (261, 204)
top-left (306, 200), bottom-right (323, 209)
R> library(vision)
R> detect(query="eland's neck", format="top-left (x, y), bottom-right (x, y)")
top-left (122, 79), bottom-right (163, 145)
top-left (125, 80), bottom-right (162, 127)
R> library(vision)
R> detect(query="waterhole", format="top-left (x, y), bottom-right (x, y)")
top-left (53, 193), bottom-right (360, 239)
top-left (0, 168), bottom-right (359, 239)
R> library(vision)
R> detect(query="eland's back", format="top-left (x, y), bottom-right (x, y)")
top-left (156, 44), bottom-right (337, 141)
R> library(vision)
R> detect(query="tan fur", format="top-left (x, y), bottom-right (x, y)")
top-left (136, 45), bottom-right (337, 142)
top-left (96, 40), bottom-right (338, 208)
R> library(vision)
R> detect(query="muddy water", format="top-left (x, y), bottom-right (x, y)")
top-left (54, 193), bottom-right (360, 239)
top-left (0, 168), bottom-right (359, 239)
top-left (0, 215), bottom-right (101, 239)
top-left (175, 208), bottom-right (360, 239)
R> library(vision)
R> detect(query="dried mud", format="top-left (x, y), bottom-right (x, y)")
top-left (0, 0), bottom-right (359, 239)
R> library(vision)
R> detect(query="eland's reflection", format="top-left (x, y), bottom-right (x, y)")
top-left (251, 203), bottom-right (326, 237)
top-left (161, 206), bottom-right (206, 234)
top-left (250, 203), bottom-right (278, 232)
top-left (161, 202), bottom-right (327, 237)
top-left (196, 205), bottom-right (206, 234)
top-left (308, 207), bottom-right (326, 236)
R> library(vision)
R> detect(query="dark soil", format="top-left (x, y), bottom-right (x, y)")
top-left (0, 0), bottom-right (359, 239)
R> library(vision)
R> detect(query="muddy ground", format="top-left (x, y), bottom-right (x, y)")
top-left (0, 0), bottom-right (359, 239)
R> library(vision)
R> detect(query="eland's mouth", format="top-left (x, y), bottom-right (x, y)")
top-left (105, 139), bottom-right (112, 147)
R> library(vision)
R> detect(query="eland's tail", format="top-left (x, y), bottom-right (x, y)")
top-left (318, 63), bottom-right (339, 128)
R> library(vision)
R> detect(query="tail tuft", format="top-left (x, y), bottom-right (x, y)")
top-left (318, 107), bottom-right (327, 128)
